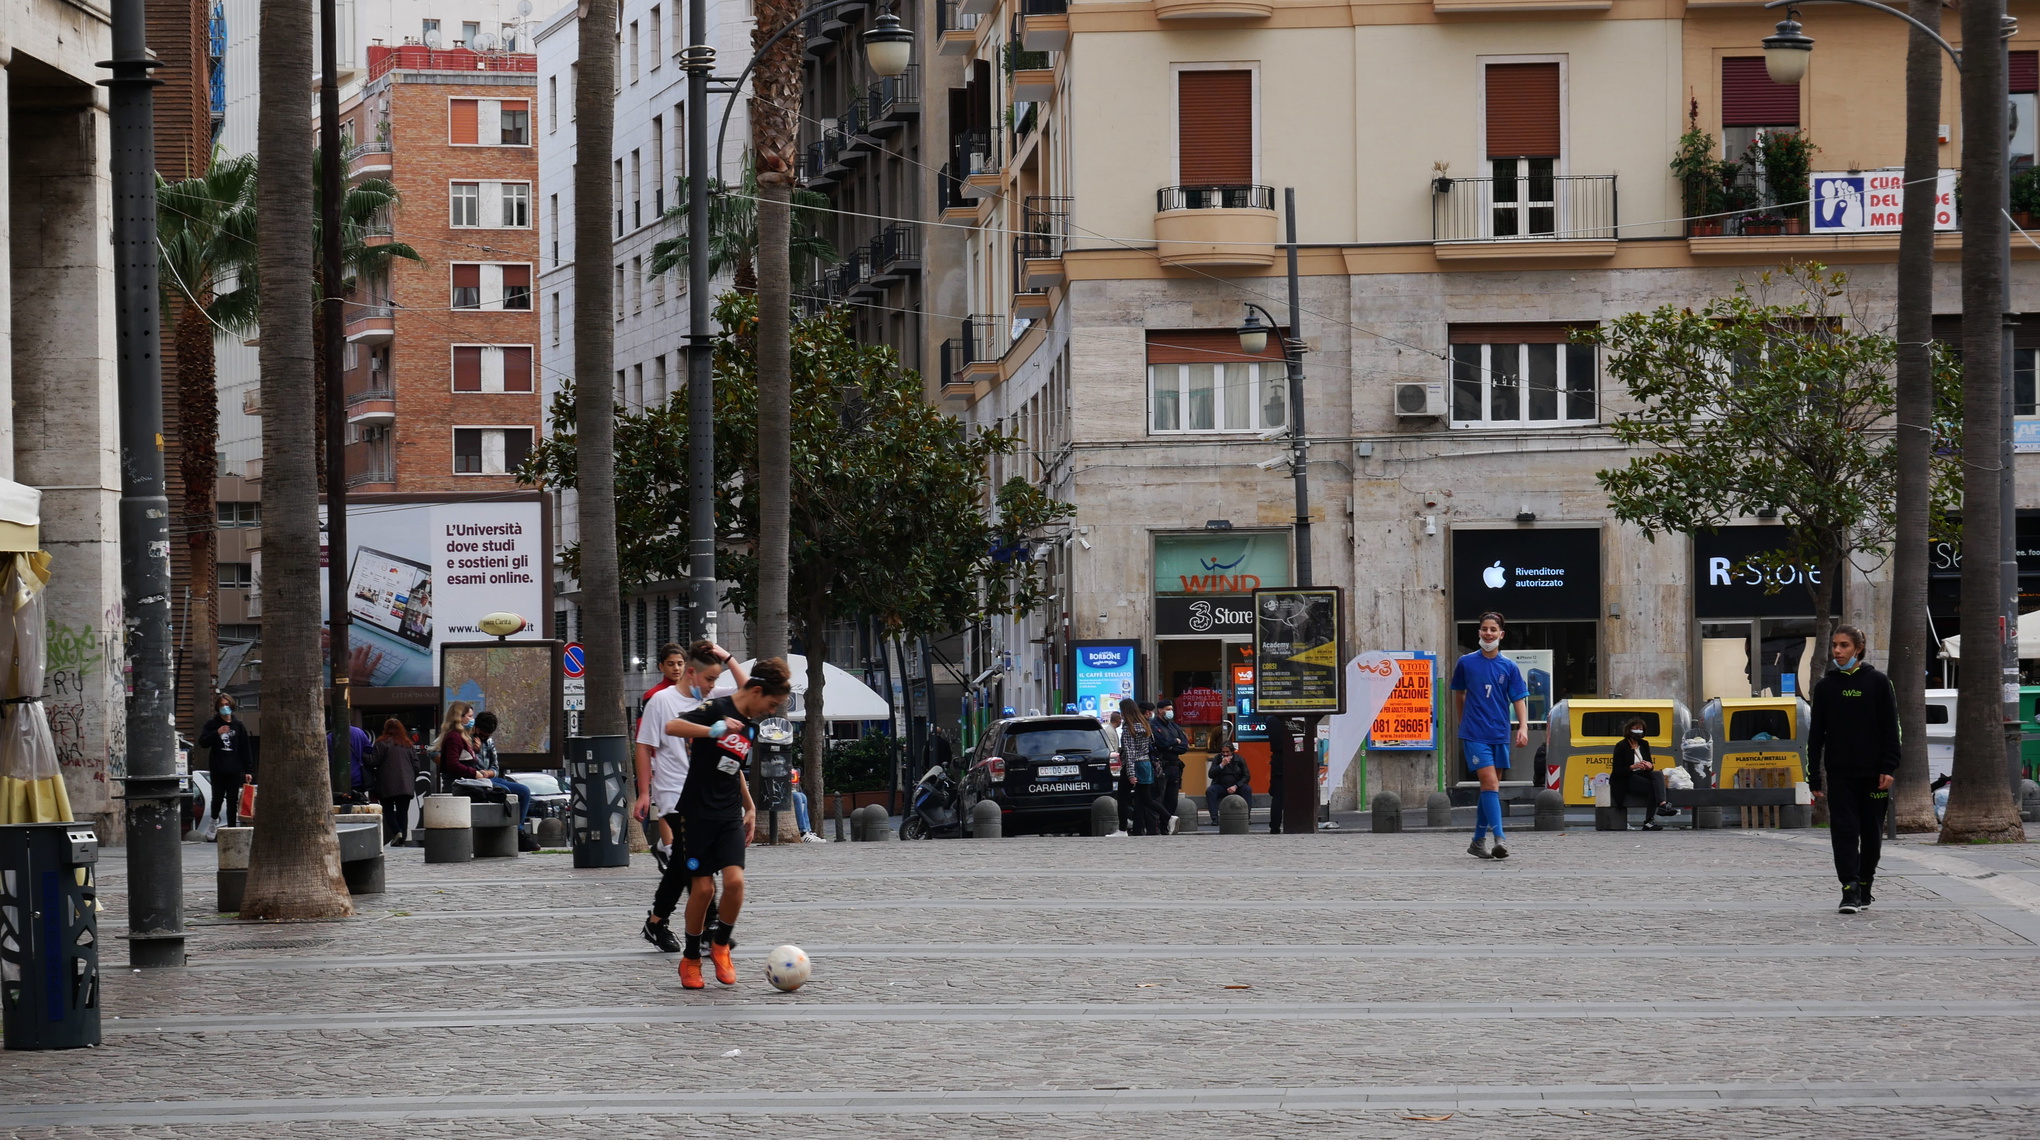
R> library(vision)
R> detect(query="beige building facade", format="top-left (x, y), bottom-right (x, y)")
top-left (937, 0), bottom-right (2040, 801)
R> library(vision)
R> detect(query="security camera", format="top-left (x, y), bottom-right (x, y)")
top-left (1256, 455), bottom-right (1289, 471)
top-left (1257, 426), bottom-right (1291, 441)
top-left (1077, 537), bottom-right (1092, 550)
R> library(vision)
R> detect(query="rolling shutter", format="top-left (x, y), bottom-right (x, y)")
top-left (1484, 63), bottom-right (1560, 158)
top-left (450, 99), bottom-right (479, 144)
top-left (2014, 52), bottom-right (2038, 94)
top-left (502, 347), bottom-right (533, 393)
top-left (1448, 322), bottom-right (1592, 345)
top-left (1146, 329), bottom-right (1285, 365)
top-left (1722, 57), bottom-right (1800, 126)
top-left (452, 346), bottom-right (483, 392)
top-left (1178, 70), bottom-right (1253, 185)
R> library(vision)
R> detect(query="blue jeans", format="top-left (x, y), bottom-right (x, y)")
top-left (490, 777), bottom-right (532, 826)
top-left (791, 788), bottom-right (812, 833)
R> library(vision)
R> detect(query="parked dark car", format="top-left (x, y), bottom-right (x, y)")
top-left (960, 716), bottom-right (1119, 836)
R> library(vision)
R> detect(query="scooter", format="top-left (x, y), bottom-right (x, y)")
top-left (900, 764), bottom-right (964, 840)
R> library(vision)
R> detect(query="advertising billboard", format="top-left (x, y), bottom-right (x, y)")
top-left (1072, 642), bottom-right (1140, 718)
top-left (1808, 169), bottom-right (1956, 234)
top-left (321, 493), bottom-right (550, 689)
top-left (440, 641), bottom-right (563, 764)
top-left (1252, 587), bottom-right (1345, 715)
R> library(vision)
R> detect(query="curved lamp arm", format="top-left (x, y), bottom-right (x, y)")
top-left (709, 0), bottom-right (885, 189)
top-left (1763, 0), bottom-right (1963, 71)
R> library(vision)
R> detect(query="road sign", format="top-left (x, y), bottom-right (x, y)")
top-left (562, 642), bottom-right (586, 678)
top-left (563, 678), bottom-right (585, 696)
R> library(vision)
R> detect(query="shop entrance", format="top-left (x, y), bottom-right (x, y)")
top-left (1156, 638), bottom-right (1230, 796)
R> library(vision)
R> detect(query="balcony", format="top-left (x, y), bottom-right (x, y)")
top-left (343, 302), bottom-right (396, 343)
top-left (938, 163), bottom-right (975, 219)
top-left (1153, 0), bottom-right (1273, 17)
top-left (344, 138), bottom-right (392, 177)
top-left (1012, 65), bottom-right (1054, 103)
top-left (345, 385), bottom-right (396, 426)
top-left (955, 129), bottom-right (1004, 198)
top-left (366, 43), bottom-right (537, 81)
top-left (805, 134), bottom-right (847, 188)
top-left (343, 443), bottom-right (395, 489)
top-left (1019, 0), bottom-right (1069, 51)
top-left (870, 222), bottom-right (921, 283)
top-left (241, 388), bottom-right (261, 417)
top-left (1154, 185), bottom-right (1278, 270)
top-left (868, 66), bottom-right (921, 133)
top-left (938, 0), bottom-right (980, 54)
top-left (939, 315), bottom-right (1007, 403)
top-left (1430, 172), bottom-right (1618, 259)
top-left (1014, 196), bottom-right (1069, 316)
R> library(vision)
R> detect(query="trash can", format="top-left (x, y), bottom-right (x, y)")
top-left (0, 822), bottom-right (102, 1050)
top-left (567, 735), bottom-right (630, 868)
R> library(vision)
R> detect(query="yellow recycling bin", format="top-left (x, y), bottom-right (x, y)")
top-left (1547, 698), bottom-right (1692, 807)
top-left (1701, 696), bottom-right (1809, 789)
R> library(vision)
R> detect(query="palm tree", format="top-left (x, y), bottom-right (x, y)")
top-left (575, 0), bottom-right (627, 745)
top-left (751, 0), bottom-right (806, 660)
top-left (156, 150), bottom-right (259, 732)
top-left (310, 153), bottom-right (421, 489)
top-left (241, 0), bottom-right (353, 918)
top-left (647, 164), bottom-right (836, 293)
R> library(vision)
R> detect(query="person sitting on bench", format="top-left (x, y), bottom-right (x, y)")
top-left (1609, 716), bottom-right (1678, 830)
top-left (1205, 742), bottom-right (1252, 821)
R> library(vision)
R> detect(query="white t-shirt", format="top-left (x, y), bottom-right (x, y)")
top-left (634, 673), bottom-right (741, 814)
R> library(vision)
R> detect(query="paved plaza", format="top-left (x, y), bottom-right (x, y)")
top-left (6, 820), bottom-right (2040, 1137)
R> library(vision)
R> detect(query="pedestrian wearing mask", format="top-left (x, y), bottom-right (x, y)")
top-left (1151, 698), bottom-right (1190, 834)
top-left (1808, 624), bottom-right (1900, 915)
top-left (1119, 699), bottom-right (1163, 836)
top-left (366, 718), bottom-right (420, 846)
top-left (1451, 611), bottom-right (1528, 860)
top-left (436, 702), bottom-right (481, 791)
top-left (1609, 716), bottom-right (1677, 830)
top-left (1205, 741), bottom-right (1252, 823)
top-left (199, 693), bottom-right (252, 835)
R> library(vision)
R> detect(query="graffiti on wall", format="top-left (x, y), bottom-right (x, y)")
top-left (44, 607), bottom-right (125, 810)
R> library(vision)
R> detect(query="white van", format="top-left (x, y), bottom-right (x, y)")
top-left (1924, 689), bottom-right (1957, 781)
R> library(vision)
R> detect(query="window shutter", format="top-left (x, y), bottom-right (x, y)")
top-left (502, 347), bottom-right (534, 392)
top-left (452, 263), bottom-right (480, 288)
top-left (1484, 63), bottom-right (1561, 158)
top-left (502, 264), bottom-right (530, 289)
top-left (453, 347), bottom-right (483, 391)
top-left (1721, 57), bottom-right (1800, 126)
top-left (1448, 322), bottom-right (1593, 345)
top-left (1145, 329), bottom-right (1285, 365)
top-left (2014, 52), bottom-right (2039, 94)
top-left (450, 98), bottom-right (479, 144)
top-left (1177, 70), bottom-right (1253, 185)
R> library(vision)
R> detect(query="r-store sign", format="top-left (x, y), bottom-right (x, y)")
top-left (1809, 170), bottom-right (1957, 234)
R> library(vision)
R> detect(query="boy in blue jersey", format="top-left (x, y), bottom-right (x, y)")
top-left (1451, 611), bottom-right (1530, 860)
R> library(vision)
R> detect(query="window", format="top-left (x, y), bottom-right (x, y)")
top-left (629, 20), bottom-right (640, 83)
top-left (453, 428), bottom-right (534, 475)
top-left (651, 116), bottom-right (665, 214)
top-left (568, 63), bottom-right (579, 121)
top-left (549, 75), bottom-right (558, 133)
top-left (551, 292), bottom-right (561, 345)
top-left (1449, 323), bottom-right (1596, 427)
top-left (450, 98), bottom-right (530, 146)
top-left (632, 362), bottom-right (645, 407)
top-left (422, 17), bottom-right (440, 43)
top-left (452, 263), bottom-right (481, 309)
top-left (1484, 62), bottom-right (1562, 237)
top-left (615, 264), bottom-right (625, 320)
top-left (450, 98), bottom-right (479, 145)
top-left (501, 182), bottom-right (530, 227)
top-left (216, 501), bottom-right (260, 527)
top-left (462, 20), bottom-right (480, 45)
top-left (631, 149), bottom-right (642, 229)
top-left (455, 345), bottom-right (536, 393)
top-left (501, 264), bottom-right (531, 309)
top-left (653, 354), bottom-right (668, 400)
top-left (1721, 57), bottom-right (1799, 160)
top-left (2015, 53), bottom-right (2038, 169)
top-left (454, 346), bottom-right (482, 391)
top-left (2018, 347), bottom-right (2038, 416)
top-left (648, 8), bottom-right (661, 70)
top-left (631, 256), bottom-right (643, 313)
top-left (549, 193), bottom-right (560, 263)
top-left (219, 562), bottom-right (254, 589)
top-left (450, 182), bottom-right (481, 227)
top-left (1144, 330), bottom-right (1287, 434)
top-left (614, 159), bottom-right (625, 235)
top-left (1176, 69), bottom-right (1253, 185)
top-left (499, 101), bottom-right (529, 146)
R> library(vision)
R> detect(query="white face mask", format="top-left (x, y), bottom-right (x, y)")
top-left (1478, 636), bottom-right (1501, 652)
top-left (1161, 709), bottom-right (1174, 719)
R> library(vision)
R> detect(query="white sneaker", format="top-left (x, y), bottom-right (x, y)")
top-left (1107, 830), bottom-right (1128, 838)
top-left (1166, 816), bottom-right (1179, 835)
top-left (801, 832), bottom-right (827, 843)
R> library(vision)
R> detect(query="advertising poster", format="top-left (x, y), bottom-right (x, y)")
top-left (1500, 649), bottom-right (1553, 723)
top-left (321, 494), bottom-right (549, 689)
top-left (1072, 642), bottom-right (1139, 718)
top-left (1367, 654), bottom-right (1438, 750)
top-left (1253, 587), bottom-right (1345, 714)
top-left (440, 641), bottom-right (563, 763)
top-left (1808, 169), bottom-right (1956, 234)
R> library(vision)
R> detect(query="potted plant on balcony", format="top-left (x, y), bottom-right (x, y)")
top-left (1753, 129), bottom-right (1817, 234)
top-left (1672, 114), bottom-right (1724, 236)
top-left (2012, 167), bottom-right (2040, 230)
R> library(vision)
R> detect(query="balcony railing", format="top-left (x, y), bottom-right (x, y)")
top-left (344, 386), bottom-right (395, 408)
top-left (939, 0), bottom-right (981, 34)
top-left (1431, 172), bottom-right (1617, 243)
top-left (871, 222), bottom-right (921, 277)
top-left (871, 65), bottom-right (921, 125)
top-left (343, 139), bottom-right (392, 163)
top-left (954, 128), bottom-right (1002, 180)
top-left (1021, 195), bottom-right (1070, 250)
top-left (1157, 184), bottom-right (1274, 212)
top-left (938, 163), bottom-right (971, 211)
top-left (1021, 0), bottom-right (1067, 11)
top-left (367, 43), bottom-right (536, 81)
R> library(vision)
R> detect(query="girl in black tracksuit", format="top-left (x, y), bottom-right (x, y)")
top-left (1807, 626), bottom-right (1901, 913)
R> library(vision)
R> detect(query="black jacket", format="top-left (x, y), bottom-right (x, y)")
top-left (199, 714), bottom-right (253, 778)
top-left (1207, 755), bottom-right (1251, 797)
top-left (1807, 663), bottom-right (1901, 791)
top-left (1152, 718), bottom-right (1190, 771)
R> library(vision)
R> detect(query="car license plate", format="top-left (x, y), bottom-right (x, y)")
top-left (1037, 764), bottom-right (1080, 777)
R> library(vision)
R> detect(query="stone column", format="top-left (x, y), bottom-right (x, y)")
top-left (0, 40), bottom-right (15, 479)
top-left (11, 80), bottom-right (127, 839)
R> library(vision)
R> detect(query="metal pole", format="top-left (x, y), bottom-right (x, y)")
top-left (101, 0), bottom-right (185, 967)
top-left (1283, 187), bottom-right (1310, 590)
top-left (321, 0), bottom-right (352, 796)
top-left (684, 0), bottom-right (717, 643)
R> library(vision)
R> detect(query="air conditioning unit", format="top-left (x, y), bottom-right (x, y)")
top-left (1394, 381), bottom-right (1446, 418)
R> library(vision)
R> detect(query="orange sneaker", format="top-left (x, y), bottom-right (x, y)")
top-left (678, 956), bottom-right (705, 990)
top-left (709, 941), bottom-right (737, 985)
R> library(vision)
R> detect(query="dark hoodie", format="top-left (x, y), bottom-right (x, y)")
top-left (1806, 661), bottom-right (1901, 792)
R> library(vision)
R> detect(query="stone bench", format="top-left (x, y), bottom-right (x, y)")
top-left (470, 800), bottom-right (519, 859)
top-left (336, 820), bottom-right (386, 894)
top-left (1596, 787), bottom-right (1807, 830)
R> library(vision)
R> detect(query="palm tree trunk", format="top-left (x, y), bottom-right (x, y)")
top-left (240, 0), bottom-right (352, 919)
top-left (575, 0), bottom-right (626, 744)
top-left (750, 0), bottom-right (802, 659)
top-left (175, 307), bottom-right (218, 722)
top-left (311, 281), bottom-right (328, 495)
top-left (1889, 0), bottom-right (1940, 832)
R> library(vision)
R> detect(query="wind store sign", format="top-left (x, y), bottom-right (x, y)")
top-left (1153, 532), bottom-right (1291, 596)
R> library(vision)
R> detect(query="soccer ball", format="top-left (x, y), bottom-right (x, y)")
top-left (763, 944), bottom-right (811, 992)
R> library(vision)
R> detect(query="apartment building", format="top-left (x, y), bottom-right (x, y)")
top-left (535, 0), bottom-right (753, 701)
top-left (939, 0), bottom-right (2040, 800)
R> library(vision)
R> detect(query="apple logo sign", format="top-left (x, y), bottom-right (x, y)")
top-left (1482, 560), bottom-right (1507, 589)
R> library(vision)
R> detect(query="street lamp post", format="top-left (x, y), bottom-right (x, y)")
top-left (682, 3), bottom-right (912, 643)
top-left (1763, 1), bottom-right (2027, 806)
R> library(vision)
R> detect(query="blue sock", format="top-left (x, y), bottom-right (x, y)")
top-left (1479, 790), bottom-right (1503, 840)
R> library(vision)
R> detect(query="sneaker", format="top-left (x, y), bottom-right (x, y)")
top-left (1656, 803), bottom-right (1681, 817)
top-left (1858, 880), bottom-right (1876, 909)
top-left (1166, 816), bottom-right (1179, 835)
top-left (1837, 884), bottom-right (1862, 915)
top-left (1640, 821), bottom-right (1664, 832)
top-left (641, 915), bottom-right (681, 954)
top-left (1490, 840), bottom-right (1510, 859)
top-left (1468, 837), bottom-right (1494, 860)
top-left (709, 941), bottom-right (737, 985)
top-left (679, 956), bottom-right (705, 989)
top-left (801, 832), bottom-right (827, 843)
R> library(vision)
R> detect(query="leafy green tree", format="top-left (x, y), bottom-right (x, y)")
top-left (647, 165), bottom-right (836, 292)
top-left (523, 295), bottom-right (1069, 797)
top-left (1591, 264), bottom-right (1961, 654)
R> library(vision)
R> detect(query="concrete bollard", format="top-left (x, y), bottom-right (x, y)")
top-left (1218, 794), bottom-right (1251, 835)
top-left (834, 794), bottom-right (850, 842)
top-left (1534, 789), bottom-right (1567, 832)
top-left (851, 804), bottom-right (881, 841)
top-left (1780, 804), bottom-right (1812, 829)
top-left (862, 805), bottom-right (897, 841)
top-left (1692, 804), bottom-right (1723, 829)
top-left (1090, 796), bottom-right (1120, 836)
top-left (536, 817), bottom-right (568, 847)
top-left (1175, 794), bottom-right (1200, 835)
top-left (421, 794), bottom-right (475, 864)
top-left (2022, 779), bottom-right (2040, 823)
top-left (972, 799), bottom-right (1003, 839)
top-left (1370, 791), bottom-right (1403, 833)
top-left (215, 827), bottom-right (253, 912)
top-left (1594, 806), bottom-right (1625, 831)
top-left (1426, 791), bottom-right (1452, 829)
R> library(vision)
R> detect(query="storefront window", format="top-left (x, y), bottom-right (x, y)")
top-left (1454, 621), bottom-right (1598, 710)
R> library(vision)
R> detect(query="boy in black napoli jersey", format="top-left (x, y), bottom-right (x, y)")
top-left (662, 657), bottom-right (793, 988)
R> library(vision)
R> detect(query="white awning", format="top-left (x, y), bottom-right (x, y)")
top-left (1939, 608), bottom-right (2040, 660)
top-left (0, 479), bottom-right (40, 552)
top-left (718, 655), bottom-right (892, 721)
